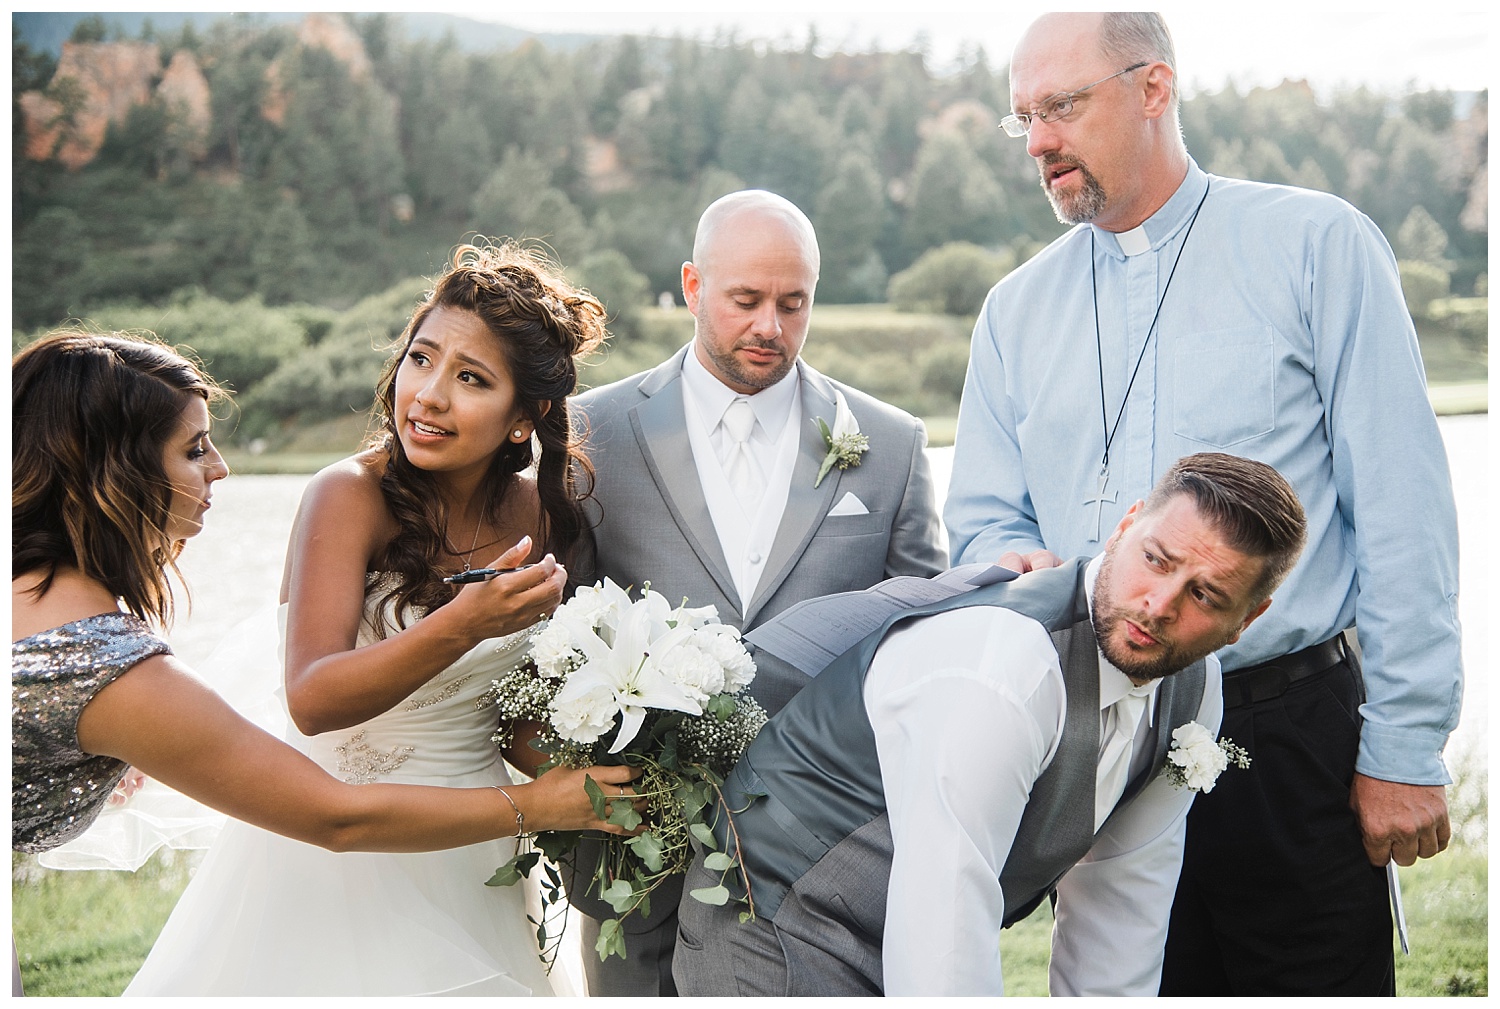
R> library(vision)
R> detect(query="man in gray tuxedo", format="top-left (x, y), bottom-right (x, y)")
top-left (674, 453), bottom-right (1307, 996)
top-left (570, 189), bottom-right (945, 995)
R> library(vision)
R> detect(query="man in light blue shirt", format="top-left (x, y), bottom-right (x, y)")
top-left (946, 12), bottom-right (1461, 995)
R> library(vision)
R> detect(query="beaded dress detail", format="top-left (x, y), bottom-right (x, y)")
top-left (125, 576), bottom-right (555, 996)
top-left (11, 614), bottom-right (171, 853)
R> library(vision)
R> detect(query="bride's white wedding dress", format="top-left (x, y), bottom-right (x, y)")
top-left (126, 577), bottom-right (562, 996)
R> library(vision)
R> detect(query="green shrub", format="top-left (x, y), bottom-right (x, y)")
top-left (236, 277), bottom-right (427, 443)
top-left (1399, 260), bottom-right (1452, 319)
top-left (887, 242), bottom-right (1015, 317)
top-left (571, 249), bottom-right (652, 342)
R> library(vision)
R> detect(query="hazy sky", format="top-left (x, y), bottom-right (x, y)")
top-left (449, 8), bottom-right (1490, 95)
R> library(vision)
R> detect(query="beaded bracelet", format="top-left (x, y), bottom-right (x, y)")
top-left (492, 785), bottom-right (525, 837)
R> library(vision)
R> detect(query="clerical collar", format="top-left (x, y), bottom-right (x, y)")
top-left (1116, 226), bottom-right (1151, 256)
top-left (1093, 159), bottom-right (1211, 257)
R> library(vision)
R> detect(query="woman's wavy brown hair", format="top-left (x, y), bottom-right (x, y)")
top-left (12, 331), bottom-right (226, 626)
top-left (365, 240), bottom-right (607, 626)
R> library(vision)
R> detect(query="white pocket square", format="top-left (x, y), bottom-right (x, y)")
top-left (828, 491), bottom-right (870, 516)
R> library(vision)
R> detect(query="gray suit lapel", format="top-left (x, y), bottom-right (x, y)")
top-left (629, 349), bottom-right (741, 610)
top-left (745, 364), bottom-right (843, 624)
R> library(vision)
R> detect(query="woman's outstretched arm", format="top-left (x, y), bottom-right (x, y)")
top-left (76, 652), bottom-right (638, 853)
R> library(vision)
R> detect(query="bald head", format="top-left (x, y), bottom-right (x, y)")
top-left (1013, 12), bottom-right (1107, 70)
top-left (692, 190), bottom-right (821, 279)
top-left (681, 190), bottom-right (820, 394)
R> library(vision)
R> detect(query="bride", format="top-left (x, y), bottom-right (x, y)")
top-left (128, 242), bottom-right (611, 996)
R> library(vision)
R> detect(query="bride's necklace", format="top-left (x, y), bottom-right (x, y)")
top-left (1085, 179), bottom-right (1211, 541)
top-left (445, 513), bottom-right (491, 573)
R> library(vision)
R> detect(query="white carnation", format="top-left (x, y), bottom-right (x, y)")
top-left (696, 628), bottom-right (756, 693)
top-left (1167, 722), bottom-right (1231, 792)
top-left (654, 641), bottom-right (725, 707)
top-left (530, 622), bottom-right (580, 678)
top-left (549, 681), bottom-right (619, 745)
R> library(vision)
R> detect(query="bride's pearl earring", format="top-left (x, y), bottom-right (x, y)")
top-left (513, 429), bottom-right (526, 441)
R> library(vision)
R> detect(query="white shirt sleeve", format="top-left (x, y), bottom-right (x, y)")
top-left (866, 608), bottom-right (1067, 996)
top-left (1049, 654), bottom-right (1225, 995)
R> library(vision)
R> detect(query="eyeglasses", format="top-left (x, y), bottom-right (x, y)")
top-left (999, 62), bottom-right (1149, 137)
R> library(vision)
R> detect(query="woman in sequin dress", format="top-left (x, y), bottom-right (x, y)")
top-left (12, 329), bottom-right (638, 997)
top-left (127, 243), bottom-right (614, 996)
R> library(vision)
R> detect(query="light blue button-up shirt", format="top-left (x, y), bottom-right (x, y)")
top-left (945, 160), bottom-right (1461, 785)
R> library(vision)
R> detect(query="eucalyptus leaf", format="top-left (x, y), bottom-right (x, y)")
top-left (584, 775), bottom-right (608, 818)
top-left (607, 798), bottom-right (644, 831)
top-left (658, 731), bottom-right (681, 770)
top-left (704, 851), bottom-right (735, 871)
top-left (627, 831), bottom-right (666, 873)
top-left (535, 830), bottom-right (581, 861)
top-left (690, 884), bottom-right (731, 906)
top-left (596, 918), bottom-right (627, 961)
top-left (681, 784), bottom-right (708, 820)
top-left (485, 850), bottom-right (540, 887)
top-left (814, 451), bottom-right (838, 487)
top-left (690, 822), bottom-right (718, 849)
top-left (602, 878), bottom-right (636, 914)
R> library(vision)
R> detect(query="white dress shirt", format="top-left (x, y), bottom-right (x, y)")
top-left (865, 555), bottom-right (1223, 996)
top-left (680, 348), bottom-right (801, 614)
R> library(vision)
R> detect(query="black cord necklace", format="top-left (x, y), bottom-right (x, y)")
top-left (1084, 178), bottom-right (1211, 541)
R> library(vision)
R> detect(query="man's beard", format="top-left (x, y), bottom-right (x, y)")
top-left (1041, 155), bottom-right (1107, 225)
top-left (1091, 550), bottom-right (1196, 682)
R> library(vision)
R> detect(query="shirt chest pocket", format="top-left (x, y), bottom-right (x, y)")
top-left (1172, 325), bottom-right (1276, 447)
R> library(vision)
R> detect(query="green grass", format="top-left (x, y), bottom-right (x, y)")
top-left (998, 842), bottom-right (1489, 996)
top-left (11, 850), bottom-right (198, 997)
top-left (12, 841), bottom-right (1486, 995)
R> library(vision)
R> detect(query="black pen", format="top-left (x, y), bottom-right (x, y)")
top-left (442, 563), bottom-right (536, 585)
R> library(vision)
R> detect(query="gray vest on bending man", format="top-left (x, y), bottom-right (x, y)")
top-left (713, 559), bottom-right (1207, 985)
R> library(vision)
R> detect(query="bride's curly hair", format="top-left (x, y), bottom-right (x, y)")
top-left (366, 241), bottom-right (607, 623)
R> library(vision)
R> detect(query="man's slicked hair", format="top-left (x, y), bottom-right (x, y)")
top-left (1142, 452), bottom-right (1307, 602)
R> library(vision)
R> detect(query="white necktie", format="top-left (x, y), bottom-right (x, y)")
top-left (721, 398), bottom-right (763, 509)
top-left (1095, 688), bottom-right (1150, 831)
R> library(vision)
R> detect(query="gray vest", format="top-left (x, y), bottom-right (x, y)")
top-left (718, 559), bottom-right (1206, 926)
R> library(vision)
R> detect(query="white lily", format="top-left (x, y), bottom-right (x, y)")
top-left (830, 388), bottom-right (860, 441)
top-left (553, 588), bottom-right (703, 753)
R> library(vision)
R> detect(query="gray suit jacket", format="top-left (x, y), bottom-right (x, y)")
top-left (572, 345), bottom-right (946, 716)
top-left (566, 346), bottom-right (944, 968)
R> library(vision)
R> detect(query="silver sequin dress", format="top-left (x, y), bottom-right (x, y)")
top-left (124, 576), bottom-right (562, 996)
top-left (11, 613), bottom-right (171, 853)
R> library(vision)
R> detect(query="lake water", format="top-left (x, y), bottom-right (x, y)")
top-left (174, 414), bottom-right (1488, 762)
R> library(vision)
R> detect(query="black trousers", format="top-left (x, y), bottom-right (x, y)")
top-left (1159, 654), bottom-right (1395, 995)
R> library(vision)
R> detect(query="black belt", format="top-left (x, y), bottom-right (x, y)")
top-left (1221, 635), bottom-right (1347, 708)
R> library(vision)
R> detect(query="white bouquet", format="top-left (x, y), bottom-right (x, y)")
top-left (484, 578), bottom-right (766, 964)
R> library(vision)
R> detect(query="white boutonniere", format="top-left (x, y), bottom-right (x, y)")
top-left (1163, 721), bottom-right (1251, 793)
top-left (814, 390), bottom-right (870, 488)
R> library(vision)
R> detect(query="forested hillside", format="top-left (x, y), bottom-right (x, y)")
top-left (11, 13), bottom-right (1487, 448)
top-left (13, 13), bottom-right (1487, 323)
